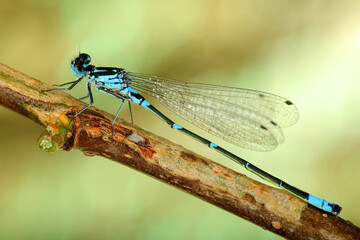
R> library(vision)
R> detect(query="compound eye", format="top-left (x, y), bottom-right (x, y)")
top-left (79, 53), bottom-right (91, 65)
top-left (85, 55), bottom-right (91, 65)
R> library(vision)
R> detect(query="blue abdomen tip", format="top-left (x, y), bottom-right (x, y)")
top-left (172, 124), bottom-right (183, 129)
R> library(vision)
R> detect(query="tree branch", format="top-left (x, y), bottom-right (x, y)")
top-left (0, 63), bottom-right (359, 240)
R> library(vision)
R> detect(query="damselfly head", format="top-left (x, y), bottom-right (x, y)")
top-left (70, 53), bottom-right (92, 76)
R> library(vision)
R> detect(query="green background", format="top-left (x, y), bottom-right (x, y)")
top-left (1, 0), bottom-right (359, 239)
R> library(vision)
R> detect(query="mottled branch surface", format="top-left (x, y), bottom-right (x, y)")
top-left (0, 63), bottom-right (359, 240)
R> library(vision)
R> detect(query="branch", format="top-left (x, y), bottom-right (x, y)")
top-left (0, 63), bottom-right (359, 240)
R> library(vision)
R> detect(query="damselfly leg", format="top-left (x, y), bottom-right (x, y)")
top-left (42, 75), bottom-right (85, 92)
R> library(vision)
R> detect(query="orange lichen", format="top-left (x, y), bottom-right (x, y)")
top-left (136, 145), bottom-right (156, 159)
top-left (272, 221), bottom-right (281, 229)
top-left (114, 132), bottom-right (125, 141)
top-left (212, 169), bottom-right (232, 179)
top-left (223, 172), bottom-right (232, 178)
top-left (87, 127), bottom-right (102, 138)
top-left (47, 123), bottom-right (59, 134)
top-left (83, 151), bottom-right (97, 157)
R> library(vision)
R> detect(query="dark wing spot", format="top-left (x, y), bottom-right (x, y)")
top-left (258, 93), bottom-right (264, 98)
top-left (260, 125), bottom-right (268, 130)
top-left (270, 121), bottom-right (278, 126)
top-left (285, 100), bottom-right (293, 105)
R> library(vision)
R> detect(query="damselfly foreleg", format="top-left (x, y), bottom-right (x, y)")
top-left (42, 75), bottom-right (85, 92)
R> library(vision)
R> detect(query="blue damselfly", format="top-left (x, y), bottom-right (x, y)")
top-left (43, 53), bottom-right (342, 215)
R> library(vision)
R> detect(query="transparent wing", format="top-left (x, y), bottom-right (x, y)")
top-left (128, 72), bottom-right (299, 151)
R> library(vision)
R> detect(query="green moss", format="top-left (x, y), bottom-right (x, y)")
top-left (0, 70), bottom-right (43, 92)
top-left (37, 119), bottom-right (71, 153)
top-left (37, 132), bottom-right (59, 153)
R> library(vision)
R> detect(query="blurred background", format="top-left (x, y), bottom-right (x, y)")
top-left (0, 0), bottom-right (359, 239)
